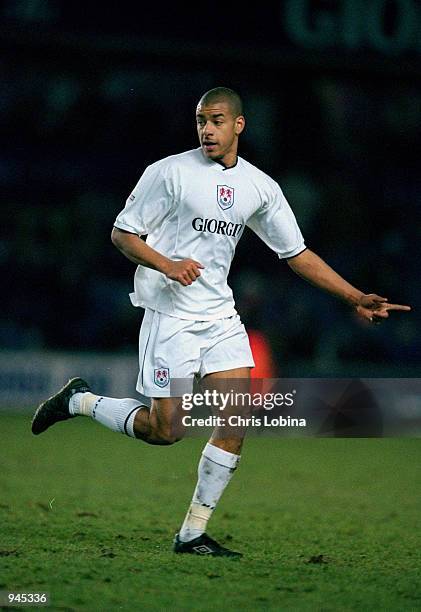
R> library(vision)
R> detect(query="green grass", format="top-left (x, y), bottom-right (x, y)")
top-left (1, 414), bottom-right (421, 611)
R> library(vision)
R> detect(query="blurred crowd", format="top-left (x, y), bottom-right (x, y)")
top-left (1, 10), bottom-right (420, 375)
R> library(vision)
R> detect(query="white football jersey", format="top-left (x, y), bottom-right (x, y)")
top-left (114, 148), bottom-right (306, 320)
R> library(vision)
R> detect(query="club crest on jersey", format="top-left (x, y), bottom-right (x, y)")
top-left (154, 368), bottom-right (170, 388)
top-left (217, 185), bottom-right (234, 210)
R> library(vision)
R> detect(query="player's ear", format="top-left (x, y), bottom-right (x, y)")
top-left (235, 115), bottom-right (245, 135)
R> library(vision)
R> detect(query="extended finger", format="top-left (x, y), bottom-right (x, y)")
top-left (385, 303), bottom-right (411, 311)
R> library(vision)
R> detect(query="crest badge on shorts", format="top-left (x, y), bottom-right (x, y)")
top-left (217, 185), bottom-right (234, 210)
top-left (154, 368), bottom-right (170, 388)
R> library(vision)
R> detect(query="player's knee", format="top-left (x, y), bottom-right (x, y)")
top-left (155, 434), bottom-right (183, 445)
top-left (154, 425), bottom-right (184, 445)
top-left (163, 434), bottom-right (183, 445)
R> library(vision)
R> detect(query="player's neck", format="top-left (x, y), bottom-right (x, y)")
top-left (216, 155), bottom-right (238, 170)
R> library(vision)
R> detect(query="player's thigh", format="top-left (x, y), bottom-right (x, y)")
top-left (203, 366), bottom-right (252, 419)
top-left (200, 317), bottom-right (254, 448)
top-left (202, 366), bottom-right (251, 414)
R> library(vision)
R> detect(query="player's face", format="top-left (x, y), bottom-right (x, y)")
top-left (196, 102), bottom-right (245, 168)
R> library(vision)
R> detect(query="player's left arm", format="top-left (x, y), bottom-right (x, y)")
top-left (287, 248), bottom-right (411, 323)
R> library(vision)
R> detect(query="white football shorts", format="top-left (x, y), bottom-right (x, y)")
top-left (136, 308), bottom-right (255, 397)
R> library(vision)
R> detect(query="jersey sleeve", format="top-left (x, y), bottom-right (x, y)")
top-left (246, 183), bottom-right (306, 259)
top-left (114, 161), bottom-right (175, 235)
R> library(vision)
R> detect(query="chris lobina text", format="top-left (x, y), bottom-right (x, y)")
top-left (182, 415), bottom-right (306, 427)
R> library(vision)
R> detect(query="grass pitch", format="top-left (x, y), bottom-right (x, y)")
top-left (1, 414), bottom-right (421, 611)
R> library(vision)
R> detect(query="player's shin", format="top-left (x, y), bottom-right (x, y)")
top-left (178, 442), bottom-right (240, 542)
top-left (69, 393), bottom-right (144, 438)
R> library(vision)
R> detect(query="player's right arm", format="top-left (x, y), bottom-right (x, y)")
top-left (113, 160), bottom-right (204, 286)
top-left (111, 227), bottom-right (204, 286)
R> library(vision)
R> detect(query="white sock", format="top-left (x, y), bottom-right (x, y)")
top-left (178, 443), bottom-right (240, 542)
top-left (69, 393), bottom-right (142, 438)
top-left (69, 392), bottom-right (96, 416)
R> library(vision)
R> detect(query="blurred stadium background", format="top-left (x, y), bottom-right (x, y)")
top-left (1, 0), bottom-right (420, 409)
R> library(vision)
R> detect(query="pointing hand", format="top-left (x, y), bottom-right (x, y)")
top-left (356, 294), bottom-right (411, 324)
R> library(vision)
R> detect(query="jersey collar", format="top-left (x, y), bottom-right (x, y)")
top-left (198, 147), bottom-right (241, 173)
